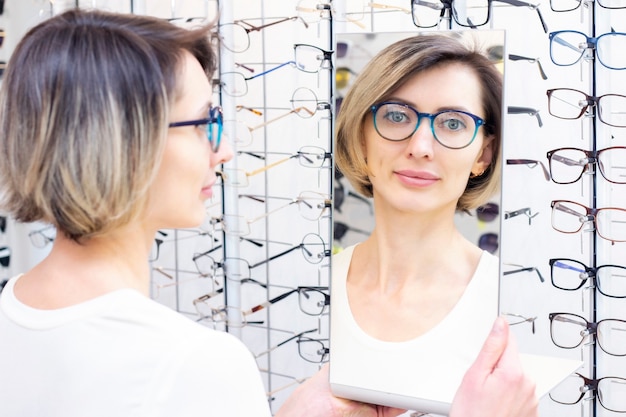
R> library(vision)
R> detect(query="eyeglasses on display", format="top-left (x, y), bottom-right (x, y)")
top-left (168, 105), bottom-right (223, 152)
top-left (549, 312), bottom-right (626, 356)
top-left (546, 146), bottom-right (626, 184)
top-left (221, 146), bottom-right (331, 187)
top-left (551, 200), bottom-right (626, 243)
top-left (476, 202), bottom-right (499, 222)
top-left (371, 101), bottom-right (485, 149)
top-left (546, 88), bottom-right (626, 127)
top-left (411, 0), bottom-right (547, 32)
top-left (297, 336), bottom-right (330, 363)
top-left (478, 232), bottom-right (498, 254)
top-left (245, 286), bottom-right (330, 317)
top-left (333, 220), bottom-right (370, 242)
top-left (219, 16), bottom-right (309, 53)
top-left (550, 0), bottom-right (625, 10)
top-left (254, 328), bottom-right (318, 358)
top-left (549, 258), bottom-right (626, 298)
top-left (549, 30), bottom-right (626, 70)
top-left (549, 373), bottom-right (626, 412)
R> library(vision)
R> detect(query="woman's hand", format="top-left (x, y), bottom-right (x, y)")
top-left (449, 316), bottom-right (538, 417)
top-left (276, 363), bottom-right (406, 417)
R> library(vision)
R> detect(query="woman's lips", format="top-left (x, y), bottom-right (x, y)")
top-left (395, 170), bottom-right (440, 187)
top-left (201, 183), bottom-right (214, 198)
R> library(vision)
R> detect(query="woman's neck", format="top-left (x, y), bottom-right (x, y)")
top-left (13, 225), bottom-right (154, 309)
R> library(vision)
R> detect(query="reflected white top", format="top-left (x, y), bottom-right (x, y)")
top-left (330, 244), bottom-right (499, 406)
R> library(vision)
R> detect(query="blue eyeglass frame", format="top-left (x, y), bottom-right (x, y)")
top-left (549, 30), bottom-right (626, 70)
top-left (168, 105), bottom-right (224, 152)
top-left (371, 101), bottom-right (486, 149)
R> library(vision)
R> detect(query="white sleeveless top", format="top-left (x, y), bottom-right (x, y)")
top-left (330, 244), bottom-right (499, 406)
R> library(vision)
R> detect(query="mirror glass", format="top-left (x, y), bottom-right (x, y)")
top-left (329, 30), bottom-right (504, 415)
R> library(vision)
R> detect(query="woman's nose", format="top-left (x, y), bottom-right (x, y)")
top-left (406, 117), bottom-right (436, 157)
top-left (212, 137), bottom-right (234, 166)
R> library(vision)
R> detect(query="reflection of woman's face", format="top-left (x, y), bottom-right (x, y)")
top-left (363, 62), bottom-right (492, 216)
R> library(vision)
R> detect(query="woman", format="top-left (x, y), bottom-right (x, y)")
top-left (332, 33), bottom-right (531, 414)
top-left (0, 9), bottom-right (533, 417)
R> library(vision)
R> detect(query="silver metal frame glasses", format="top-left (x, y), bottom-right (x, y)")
top-left (546, 146), bottom-right (626, 184)
top-left (549, 258), bottom-right (626, 298)
top-left (549, 30), bottom-right (626, 70)
top-left (168, 106), bottom-right (223, 152)
top-left (371, 101), bottom-right (485, 149)
top-left (546, 88), bottom-right (626, 127)
top-left (549, 312), bottom-right (626, 356)
top-left (551, 200), bottom-right (626, 243)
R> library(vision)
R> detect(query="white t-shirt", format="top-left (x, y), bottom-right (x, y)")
top-left (0, 274), bottom-right (271, 417)
top-left (330, 245), bottom-right (499, 409)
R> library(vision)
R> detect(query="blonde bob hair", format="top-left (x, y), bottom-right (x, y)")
top-left (335, 33), bottom-right (502, 211)
top-left (0, 9), bottom-right (216, 241)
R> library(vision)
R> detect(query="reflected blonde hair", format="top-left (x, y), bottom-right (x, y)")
top-left (335, 33), bottom-right (502, 211)
top-left (0, 9), bottom-right (216, 241)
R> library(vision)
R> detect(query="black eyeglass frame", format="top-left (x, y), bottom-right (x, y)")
top-left (549, 258), bottom-right (626, 298)
top-left (168, 106), bottom-right (223, 152)
top-left (410, 0), bottom-right (547, 32)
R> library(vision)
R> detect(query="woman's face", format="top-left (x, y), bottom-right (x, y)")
top-left (146, 51), bottom-right (233, 229)
top-left (363, 62), bottom-right (493, 216)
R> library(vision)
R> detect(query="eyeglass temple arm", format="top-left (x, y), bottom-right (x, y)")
top-left (506, 159), bottom-right (551, 181)
top-left (246, 61), bottom-right (296, 81)
top-left (552, 35), bottom-right (582, 53)
top-left (246, 155), bottom-right (295, 177)
top-left (552, 201), bottom-right (588, 218)
top-left (549, 153), bottom-right (590, 167)
top-left (249, 244), bottom-right (303, 269)
top-left (255, 328), bottom-right (318, 358)
top-left (507, 106), bottom-right (543, 127)
top-left (249, 107), bottom-right (313, 132)
top-left (494, 0), bottom-right (548, 32)
top-left (508, 54), bottom-right (548, 80)
top-left (503, 266), bottom-right (545, 282)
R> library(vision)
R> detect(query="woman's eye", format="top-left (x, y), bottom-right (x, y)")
top-left (439, 115), bottom-right (467, 131)
top-left (384, 111), bottom-right (409, 123)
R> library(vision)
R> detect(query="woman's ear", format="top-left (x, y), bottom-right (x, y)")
top-left (471, 136), bottom-right (494, 176)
